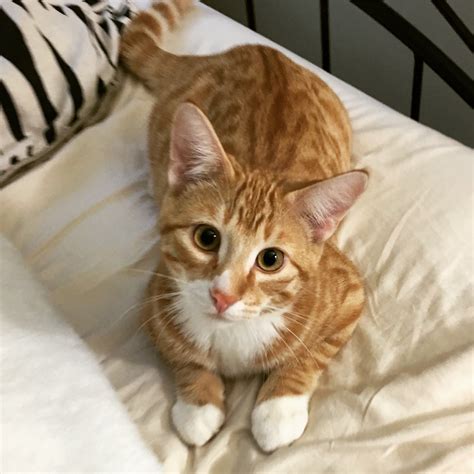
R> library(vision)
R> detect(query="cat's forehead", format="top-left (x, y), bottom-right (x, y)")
top-left (224, 174), bottom-right (282, 238)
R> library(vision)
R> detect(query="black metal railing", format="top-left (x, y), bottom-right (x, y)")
top-left (244, 0), bottom-right (474, 122)
top-left (431, 0), bottom-right (474, 52)
top-left (320, 0), bottom-right (330, 73)
top-left (245, 0), bottom-right (257, 32)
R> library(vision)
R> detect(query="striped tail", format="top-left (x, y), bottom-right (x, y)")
top-left (120, 0), bottom-right (194, 87)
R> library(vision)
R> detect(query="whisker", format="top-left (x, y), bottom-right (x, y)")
top-left (261, 328), bottom-right (279, 372)
top-left (272, 323), bottom-right (304, 368)
top-left (102, 302), bottom-right (181, 359)
top-left (280, 315), bottom-right (308, 329)
top-left (116, 291), bottom-right (182, 322)
top-left (260, 342), bottom-right (270, 372)
top-left (128, 268), bottom-right (186, 285)
top-left (266, 305), bottom-right (329, 347)
top-left (266, 305), bottom-right (309, 323)
top-left (284, 308), bottom-right (312, 321)
top-left (135, 302), bottom-right (180, 336)
top-left (282, 325), bottom-right (320, 370)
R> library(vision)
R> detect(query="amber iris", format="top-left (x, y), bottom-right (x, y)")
top-left (256, 248), bottom-right (284, 272)
top-left (194, 225), bottom-right (221, 251)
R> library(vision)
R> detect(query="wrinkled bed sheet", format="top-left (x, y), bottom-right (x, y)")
top-left (1, 3), bottom-right (473, 473)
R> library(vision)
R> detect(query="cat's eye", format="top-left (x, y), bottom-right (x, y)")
top-left (256, 248), bottom-right (284, 272)
top-left (193, 225), bottom-right (221, 251)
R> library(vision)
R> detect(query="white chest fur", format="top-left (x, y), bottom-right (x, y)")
top-left (209, 318), bottom-right (282, 375)
top-left (175, 280), bottom-right (284, 376)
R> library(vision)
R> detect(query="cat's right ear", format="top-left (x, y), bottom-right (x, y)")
top-left (168, 102), bottom-right (234, 188)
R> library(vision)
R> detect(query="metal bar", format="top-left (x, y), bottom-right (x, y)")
top-left (320, 0), bottom-right (331, 72)
top-left (245, 0), bottom-right (257, 32)
top-left (351, 0), bottom-right (474, 108)
top-left (432, 0), bottom-right (474, 52)
top-left (411, 55), bottom-right (424, 120)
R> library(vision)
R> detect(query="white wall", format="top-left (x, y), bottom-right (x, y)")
top-left (203, 0), bottom-right (473, 147)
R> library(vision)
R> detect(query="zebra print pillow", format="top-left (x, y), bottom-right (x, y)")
top-left (0, 0), bottom-right (134, 186)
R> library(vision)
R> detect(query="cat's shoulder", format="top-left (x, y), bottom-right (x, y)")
top-left (320, 241), bottom-right (365, 302)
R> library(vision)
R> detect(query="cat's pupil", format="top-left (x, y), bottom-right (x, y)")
top-left (263, 249), bottom-right (278, 267)
top-left (201, 228), bottom-right (217, 246)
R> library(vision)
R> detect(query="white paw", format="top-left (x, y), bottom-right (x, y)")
top-left (251, 394), bottom-right (309, 452)
top-left (171, 398), bottom-right (224, 447)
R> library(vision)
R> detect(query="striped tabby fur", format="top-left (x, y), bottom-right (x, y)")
top-left (120, 0), bottom-right (367, 451)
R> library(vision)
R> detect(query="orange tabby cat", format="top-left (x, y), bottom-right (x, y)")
top-left (121, 0), bottom-right (367, 451)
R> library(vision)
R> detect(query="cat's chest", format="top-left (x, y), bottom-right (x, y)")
top-left (178, 316), bottom-right (283, 376)
top-left (210, 329), bottom-right (259, 376)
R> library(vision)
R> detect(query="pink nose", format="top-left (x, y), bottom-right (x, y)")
top-left (210, 288), bottom-right (238, 314)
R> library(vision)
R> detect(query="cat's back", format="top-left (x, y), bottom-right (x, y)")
top-left (149, 45), bottom-right (352, 192)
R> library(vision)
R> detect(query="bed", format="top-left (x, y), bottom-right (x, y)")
top-left (1, 2), bottom-right (473, 472)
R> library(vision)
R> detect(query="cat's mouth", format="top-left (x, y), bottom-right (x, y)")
top-left (207, 312), bottom-right (234, 323)
top-left (206, 307), bottom-right (260, 323)
top-left (203, 295), bottom-right (259, 322)
top-left (205, 304), bottom-right (246, 323)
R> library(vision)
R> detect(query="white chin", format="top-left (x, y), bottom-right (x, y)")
top-left (207, 312), bottom-right (234, 323)
top-left (219, 301), bottom-right (253, 322)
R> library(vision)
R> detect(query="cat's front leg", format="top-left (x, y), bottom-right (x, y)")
top-left (251, 362), bottom-right (320, 452)
top-left (171, 364), bottom-right (225, 447)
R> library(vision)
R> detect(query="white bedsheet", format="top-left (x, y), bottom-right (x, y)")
top-left (1, 3), bottom-right (473, 473)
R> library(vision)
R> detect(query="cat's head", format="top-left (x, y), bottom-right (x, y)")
top-left (159, 103), bottom-right (367, 323)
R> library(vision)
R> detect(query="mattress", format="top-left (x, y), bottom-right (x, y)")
top-left (1, 3), bottom-right (473, 472)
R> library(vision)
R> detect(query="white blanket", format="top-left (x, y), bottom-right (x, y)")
top-left (0, 235), bottom-right (161, 473)
top-left (1, 3), bottom-right (473, 473)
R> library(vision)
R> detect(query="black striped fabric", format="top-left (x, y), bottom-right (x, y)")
top-left (0, 0), bottom-right (134, 185)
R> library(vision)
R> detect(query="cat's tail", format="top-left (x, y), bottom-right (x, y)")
top-left (120, 0), bottom-right (194, 88)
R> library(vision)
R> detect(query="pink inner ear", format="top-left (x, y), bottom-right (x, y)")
top-left (305, 215), bottom-right (338, 242)
top-left (293, 170), bottom-right (368, 242)
top-left (168, 103), bottom-right (230, 188)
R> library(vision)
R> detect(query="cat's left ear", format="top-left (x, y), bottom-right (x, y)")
top-left (286, 170), bottom-right (368, 243)
top-left (169, 102), bottom-right (234, 188)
